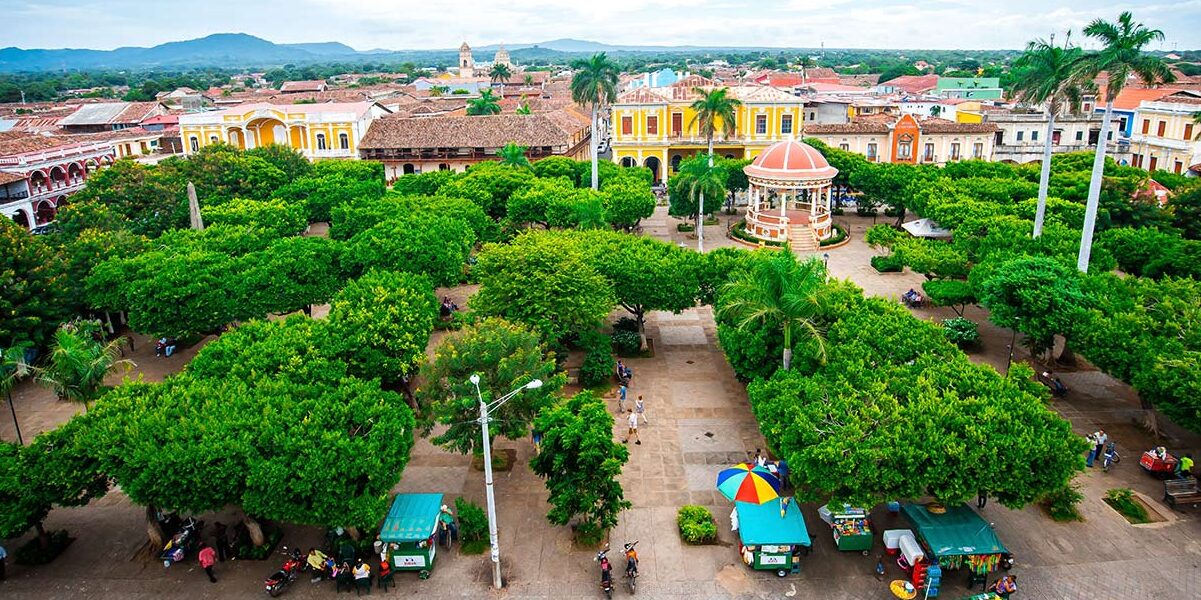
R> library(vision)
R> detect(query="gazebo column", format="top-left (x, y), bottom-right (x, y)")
top-left (811, 186), bottom-right (818, 217)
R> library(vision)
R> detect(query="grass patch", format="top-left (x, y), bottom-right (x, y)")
top-left (460, 539), bottom-right (489, 554)
top-left (676, 222), bottom-right (695, 232)
top-left (471, 448), bottom-right (516, 472)
top-left (1105, 488), bottom-right (1150, 524)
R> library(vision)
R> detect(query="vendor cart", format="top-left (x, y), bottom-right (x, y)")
top-left (1140, 450), bottom-right (1179, 479)
top-left (901, 504), bottom-right (1007, 595)
top-left (378, 493), bottom-right (444, 579)
top-left (734, 499), bottom-right (812, 577)
top-left (823, 505), bottom-right (873, 554)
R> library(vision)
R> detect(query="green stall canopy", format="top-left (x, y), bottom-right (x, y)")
top-left (901, 503), bottom-right (1007, 557)
top-left (379, 493), bottom-right (443, 543)
top-left (736, 499), bottom-right (812, 547)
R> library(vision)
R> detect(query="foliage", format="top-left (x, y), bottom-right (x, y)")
top-left (1104, 488), bottom-right (1149, 524)
top-left (498, 142), bottom-right (532, 168)
top-left (441, 162), bottom-right (537, 220)
top-left (0, 219), bottom-right (69, 347)
top-left (578, 329), bottom-right (615, 388)
top-left (36, 321), bottom-right (130, 404)
top-left (1100, 227), bottom-right (1183, 276)
top-left (415, 317), bottom-right (565, 455)
top-left (344, 214), bottom-right (474, 286)
top-left (529, 392), bottom-right (631, 533)
top-left (976, 256), bottom-right (1089, 357)
top-left (611, 330), bottom-right (642, 356)
top-left (201, 197), bottom-right (307, 237)
top-left (676, 505), bottom-right (717, 544)
top-left (245, 144), bottom-right (312, 181)
top-left (506, 177), bottom-right (577, 229)
top-left (570, 53), bottom-right (620, 190)
top-left (326, 270), bottom-right (437, 386)
top-left (668, 154), bottom-right (726, 220)
top-left (688, 87), bottom-right (742, 151)
top-left (249, 236), bottom-right (347, 315)
top-left (1040, 484), bottom-right (1085, 523)
top-left (272, 166), bottom-right (385, 223)
top-left (0, 420), bottom-right (109, 541)
top-left (390, 170), bottom-right (457, 196)
top-left (1168, 183), bottom-right (1201, 241)
top-left (870, 254), bottom-right (903, 273)
top-left (186, 315), bottom-right (345, 385)
top-left (70, 159), bottom-right (187, 237)
top-left (454, 496), bottom-right (489, 554)
top-left (602, 178), bottom-right (656, 229)
top-left (466, 89), bottom-right (502, 116)
top-left (922, 279), bottom-right (976, 316)
top-left (531, 156), bottom-right (583, 185)
top-left (57, 228), bottom-right (148, 313)
top-left (941, 317), bottom-right (981, 349)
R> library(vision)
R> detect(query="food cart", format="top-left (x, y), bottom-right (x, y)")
top-left (901, 503), bottom-right (1007, 595)
top-left (734, 499), bottom-right (812, 577)
top-left (378, 493), bottom-right (444, 579)
top-left (819, 504), bottom-right (873, 554)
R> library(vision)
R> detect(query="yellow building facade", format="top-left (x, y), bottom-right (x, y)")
top-left (178, 102), bottom-right (391, 159)
top-left (1129, 91), bottom-right (1201, 175)
top-left (610, 82), bottom-right (805, 183)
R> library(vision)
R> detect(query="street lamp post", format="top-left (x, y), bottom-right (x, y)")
top-left (470, 374), bottom-right (543, 590)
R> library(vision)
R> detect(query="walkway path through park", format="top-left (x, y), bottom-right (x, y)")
top-left (1, 209), bottom-right (1199, 598)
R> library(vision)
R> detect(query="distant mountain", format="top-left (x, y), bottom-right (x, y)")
top-left (283, 42), bottom-right (359, 55)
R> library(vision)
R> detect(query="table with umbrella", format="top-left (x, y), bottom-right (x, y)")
top-left (719, 463), bottom-right (812, 577)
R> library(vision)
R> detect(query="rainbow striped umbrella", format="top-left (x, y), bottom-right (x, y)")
top-left (716, 463), bottom-right (781, 504)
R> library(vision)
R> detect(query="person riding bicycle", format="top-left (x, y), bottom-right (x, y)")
top-left (623, 542), bottom-right (639, 577)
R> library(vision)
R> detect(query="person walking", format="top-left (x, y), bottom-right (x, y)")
top-left (0, 543), bottom-right (7, 582)
top-left (1094, 430), bottom-right (1107, 467)
top-left (635, 395), bottom-right (647, 425)
top-left (1084, 433), bottom-right (1097, 467)
top-left (623, 409), bottom-right (640, 445)
top-left (198, 542), bottom-right (218, 583)
top-left (977, 490), bottom-right (988, 509)
top-left (618, 383), bottom-right (628, 414)
top-left (213, 522), bottom-right (228, 562)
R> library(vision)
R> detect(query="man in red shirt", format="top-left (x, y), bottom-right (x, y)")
top-left (198, 542), bottom-right (218, 583)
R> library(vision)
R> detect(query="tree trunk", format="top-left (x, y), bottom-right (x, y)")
top-left (243, 514), bottom-right (265, 547)
top-left (783, 347), bottom-right (793, 371)
top-left (893, 206), bottom-right (906, 228)
top-left (1033, 110), bottom-right (1056, 238)
top-left (345, 526), bottom-right (362, 541)
top-left (1077, 100), bottom-right (1114, 272)
top-left (145, 505), bottom-right (165, 550)
top-left (35, 521), bottom-right (50, 550)
top-left (590, 106), bottom-right (600, 190)
top-left (636, 311), bottom-right (648, 352)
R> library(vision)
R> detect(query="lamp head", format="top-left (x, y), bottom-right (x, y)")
top-left (526, 379), bottom-right (543, 389)
top-left (469, 374), bottom-right (481, 385)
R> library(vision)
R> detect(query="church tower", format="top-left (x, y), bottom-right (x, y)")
top-left (494, 44), bottom-right (512, 68)
top-left (458, 41), bottom-right (474, 78)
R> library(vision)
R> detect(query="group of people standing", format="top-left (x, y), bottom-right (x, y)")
top-left (616, 360), bottom-right (648, 446)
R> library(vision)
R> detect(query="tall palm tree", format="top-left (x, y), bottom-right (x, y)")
top-left (1074, 11), bottom-right (1175, 272)
top-left (489, 63), bottom-right (512, 96)
top-left (1193, 111), bottom-right (1201, 139)
top-left (688, 87), bottom-right (742, 252)
top-left (570, 53), bottom-right (620, 190)
top-left (523, 73), bottom-right (535, 87)
top-left (677, 156), bottom-right (726, 231)
top-left (1, 344), bottom-right (32, 444)
top-left (717, 251), bottom-right (827, 371)
top-left (35, 322), bottom-right (132, 410)
top-left (498, 142), bottom-right (531, 168)
top-left (430, 85), bottom-right (448, 97)
top-left (1013, 33), bottom-right (1086, 238)
top-left (466, 89), bottom-right (502, 116)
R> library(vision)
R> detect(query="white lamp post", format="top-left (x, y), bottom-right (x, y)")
top-left (470, 374), bottom-right (543, 589)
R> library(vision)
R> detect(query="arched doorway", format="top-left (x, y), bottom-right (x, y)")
top-left (670, 154), bottom-right (682, 173)
top-left (644, 156), bottom-right (662, 184)
top-left (34, 200), bottom-right (56, 225)
top-left (67, 163), bottom-right (84, 185)
top-left (228, 128), bottom-right (247, 150)
top-left (402, 164), bottom-right (416, 175)
top-left (49, 166), bottom-right (67, 189)
top-left (30, 171), bottom-right (48, 194)
top-left (247, 117), bottom-right (287, 147)
top-left (620, 157), bottom-right (635, 168)
top-left (10, 209), bottom-right (30, 229)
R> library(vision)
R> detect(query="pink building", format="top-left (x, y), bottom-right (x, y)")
top-left (0, 132), bottom-right (116, 231)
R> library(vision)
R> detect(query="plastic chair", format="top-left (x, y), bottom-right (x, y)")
top-left (335, 572), bottom-right (355, 593)
top-left (355, 576), bottom-right (372, 596)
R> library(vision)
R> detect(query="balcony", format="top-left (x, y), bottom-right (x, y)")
top-left (308, 148), bottom-right (356, 159)
top-left (29, 178), bottom-right (85, 199)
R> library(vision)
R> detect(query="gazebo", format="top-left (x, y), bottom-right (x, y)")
top-left (743, 140), bottom-right (839, 243)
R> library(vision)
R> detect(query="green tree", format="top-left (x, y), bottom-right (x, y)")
top-left (344, 214), bottom-right (474, 286)
top-left (977, 256), bottom-right (1090, 359)
top-left (498, 142), bottom-right (531, 168)
top-left (247, 237), bottom-right (347, 316)
top-left (668, 155), bottom-right (726, 228)
top-left (326, 270), bottom-right (438, 389)
top-left (473, 233), bottom-right (615, 343)
top-left (529, 391), bottom-right (631, 536)
top-left (416, 318), bottom-right (566, 455)
top-left (1, 344), bottom-right (32, 445)
top-left (245, 144), bottom-right (312, 181)
top-left (466, 89), bottom-right (502, 116)
top-left (489, 63), bottom-right (512, 95)
top-left (570, 53), bottom-right (620, 190)
top-left (921, 279), bottom-right (977, 317)
top-left (1, 220), bottom-right (69, 348)
top-left (689, 87), bottom-right (742, 251)
top-left (1168, 183), bottom-right (1201, 240)
top-left (36, 321), bottom-right (131, 407)
top-left (601, 177), bottom-right (656, 229)
top-left (1012, 36), bottom-right (1085, 238)
top-left (1074, 12), bottom-right (1175, 271)
top-left (70, 159), bottom-right (186, 237)
top-left (506, 177), bottom-right (575, 229)
top-left (201, 197), bottom-right (307, 237)
top-left (717, 251), bottom-right (827, 371)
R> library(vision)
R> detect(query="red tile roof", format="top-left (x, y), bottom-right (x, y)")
top-left (0, 171), bottom-right (25, 185)
top-left (881, 74), bottom-right (939, 94)
top-left (1109, 87), bottom-right (1181, 110)
top-left (280, 80), bottom-right (328, 93)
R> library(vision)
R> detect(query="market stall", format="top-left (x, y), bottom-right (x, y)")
top-left (734, 498), bottom-right (812, 577)
top-left (819, 504), bottom-right (873, 554)
top-left (378, 493), bottom-right (444, 579)
top-left (901, 503), bottom-right (1007, 593)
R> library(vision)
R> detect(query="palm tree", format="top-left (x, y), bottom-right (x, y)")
top-left (1, 344), bottom-right (32, 444)
top-left (523, 73), bottom-right (535, 87)
top-left (1013, 33), bottom-right (1086, 238)
top-left (1193, 111), bottom-right (1201, 139)
top-left (1074, 11), bottom-right (1175, 272)
top-left (688, 87), bottom-right (742, 252)
top-left (430, 85), bottom-right (448, 97)
top-left (929, 105), bottom-right (943, 118)
top-left (570, 53), bottom-right (620, 190)
top-left (676, 156), bottom-right (726, 231)
top-left (516, 102), bottom-right (532, 115)
top-left (717, 251), bottom-right (827, 371)
top-left (35, 322), bottom-right (132, 410)
top-left (498, 142), bottom-right (531, 168)
top-left (466, 89), bottom-right (502, 116)
top-left (489, 63), bottom-right (512, 96)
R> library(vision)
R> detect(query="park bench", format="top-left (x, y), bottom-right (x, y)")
top-left (1163, 476), bottom-right (1201, 510)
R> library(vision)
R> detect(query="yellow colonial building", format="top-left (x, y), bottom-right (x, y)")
top-left (178, 102), bottom-right (391, 159)
top-left (1129, 90), bottom-right (1201, 175)
top-left (610, 78), bottom-right (805, 183)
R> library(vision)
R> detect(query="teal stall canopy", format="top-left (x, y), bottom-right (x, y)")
top-left (379, 493), bottom-right (443, 543)
top-left (901, 503), bottom-right (1007, 557)
top-left (736, 499), bottom-right (811, 547)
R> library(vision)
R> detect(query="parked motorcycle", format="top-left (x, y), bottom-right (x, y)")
top-left (596, 547), bottom-right (613, 599)
top-left (1103, 441), bottom-right (1121, 472)
top-left (623, 540), bottom-right (640, 595)
top-left (159, 517), bottom-right (202, 567)
top-left (265, 547), bottom-right (304, 597)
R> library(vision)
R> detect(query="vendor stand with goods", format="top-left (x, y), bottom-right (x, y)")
top-left (1140, 446), bottom-right (1179, 479)
top-left (734, 498), bottom-right (812, 577)
top-left (819, 504), bottom-right (874, 554)
top-left (377, 493), bottom-right (445, 580)
top-left (901, 503), bottom-right (1008, 595)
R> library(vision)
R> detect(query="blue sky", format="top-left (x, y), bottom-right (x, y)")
top-left (7, 0), bottom-right (1200, 51)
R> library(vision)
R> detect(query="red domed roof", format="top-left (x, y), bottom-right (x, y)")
top-left (743, 140), bottom-right (838, 182)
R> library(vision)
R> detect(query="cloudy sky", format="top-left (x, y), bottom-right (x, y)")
top-left (7, 0), bottom-right (1200, 51)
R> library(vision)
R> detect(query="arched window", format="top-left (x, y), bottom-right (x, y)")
top-left (338, 133), bottom-right (350, 149)
top-left (316, 133), bottom-right (327, 150)
top-left (402, 164), bottom-right (415, 175)
top-left (209, 135), bottom-right (218, 143)
top-left (190, 137), bottom-right (199, 152)
top-left (438, 163), bottom-right (450, 171)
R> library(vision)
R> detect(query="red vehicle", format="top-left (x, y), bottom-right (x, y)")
top-left (1140, 449), bottom-right (1179, 479)
top-left (265, 547), bottom-right (303, 597)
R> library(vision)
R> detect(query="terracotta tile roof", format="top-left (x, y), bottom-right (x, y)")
top-left (0, 131), bottom-right (83, 156)
top-left (616, 87), bottom-right (672, 104)
top-left (806, 121), bottom-right (890, 134)
top-left (0, 171), bottom-right (25, 185)
top-left (280, 80), bottom-right (328, 93)
top-left (671, 74), bottom-right (718, 88)
top-left (1108, 87), bottom-right (1180, 110)
top-left (919, 118), bottom-right (998, 133)
top-left (141, 114), bottom-right (179, 126)
top-left (880, 74), bottom-right (940, 94)
top-left (359, 111), bottom-right (588, 150)
top-left (840, 74), bottom-right (881, 86)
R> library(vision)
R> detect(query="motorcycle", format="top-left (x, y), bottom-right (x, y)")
top-left (159, 516), bottom-right (202, 567)
top-left (1103, 441), bottom-right (1121, 472)
top-left (265, 547), bottom-right (304, 597)
top-left (623, 540), bottom-right (640, 595)
top-left (596, 547), bottom-right (613, 599)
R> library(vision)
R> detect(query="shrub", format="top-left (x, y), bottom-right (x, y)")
top-left (820, 224), bottom-right (848, 247)
top-left (676, 222), bottom-right (695, 232)
top-left (14, 530), bottom-right (73, 565)
top-left (578, 330), bottom-right (615, 388)
top-left (612, 317), bottom-right (640, 332)
top-left (941, 317), bottom-right (981, 349)
top-left (1104, 488), bottom-right (1149, 524)
top-left (455, 496), bottom-right (489, 554)
top-left (1040, 484), bottom-right (1084, 523)
top-left (611, 329), bottom-right (642, 356)
top-left (870, 254), bottom-right (903, 272)
top-left (677, 505), bottom-right (717, 544)
top-left (729, 220), bottom-right (786, 247)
